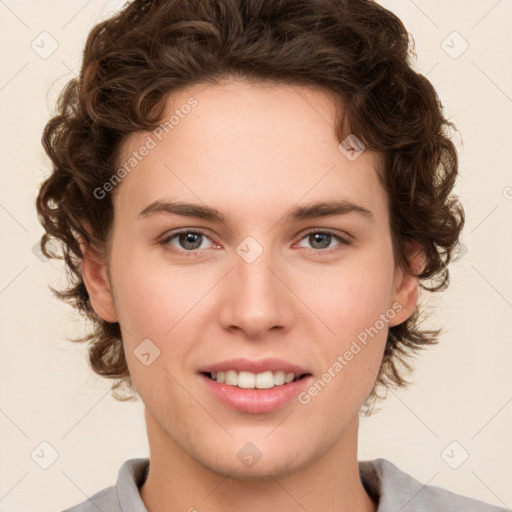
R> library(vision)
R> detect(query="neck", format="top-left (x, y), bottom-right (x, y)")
top-left (139, 409), bottom-right (377, 512)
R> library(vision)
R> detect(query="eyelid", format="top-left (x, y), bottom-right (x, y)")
top-left (297, 227), bottom-right (352, 244)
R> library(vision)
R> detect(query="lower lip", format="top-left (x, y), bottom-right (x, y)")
top-left (199, 373), bottom-right (313, 414)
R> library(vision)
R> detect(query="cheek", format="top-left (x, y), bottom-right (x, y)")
top-left (108, 245), bottom-right (222, 396)
top-left (292, 247), bottom-right (395, 396)
top-left (296, 249), bottom-right (396, 340)
top-left (109, 240), bottom-right (206, 338)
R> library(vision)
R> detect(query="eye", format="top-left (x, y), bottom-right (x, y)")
top-left (160, 229), bottom-right (214, 255)
top-left (295, 229), bottom-right (351, 254)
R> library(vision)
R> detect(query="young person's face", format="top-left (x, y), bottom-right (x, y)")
top-left (84, 80), bottom-right (419, 479)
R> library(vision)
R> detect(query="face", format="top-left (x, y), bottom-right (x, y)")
top-left (83, 80), bottom-right (418, 480)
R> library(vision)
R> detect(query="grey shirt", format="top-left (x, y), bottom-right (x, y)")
top-left (62, 457), bottom-right (508, 511)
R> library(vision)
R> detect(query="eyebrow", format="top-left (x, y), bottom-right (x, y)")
top-left (138, 198), bottom-right (374, 224)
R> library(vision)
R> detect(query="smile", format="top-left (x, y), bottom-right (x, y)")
top-left (204, 370), bottom-right (308, 389)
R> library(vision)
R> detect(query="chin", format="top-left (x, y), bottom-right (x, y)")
top-left (199, 452), bottom-right (308, 481)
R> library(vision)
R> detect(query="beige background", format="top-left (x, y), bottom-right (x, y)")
top-left (1, 1), bottom-right (511, 511)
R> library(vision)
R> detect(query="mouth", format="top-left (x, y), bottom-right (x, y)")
top-left (197, 368), bottom-right (314, 414)
top-left (196, 358), bottom-right (314, 413)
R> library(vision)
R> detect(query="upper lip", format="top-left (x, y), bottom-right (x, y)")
top-left (198, 358), bottom-right (311, 376)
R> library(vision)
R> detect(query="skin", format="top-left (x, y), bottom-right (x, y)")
top-left (81, 80), bottom-right (422, 512)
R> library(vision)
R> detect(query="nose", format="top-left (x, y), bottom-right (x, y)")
top-left (218, 245), bottom-right (295, 340)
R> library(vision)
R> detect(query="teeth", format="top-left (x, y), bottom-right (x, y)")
top-left (225, 370), bottom-right (238, 386)
top-left (238, 371), bottom-right (256, 388)
top-left (274, 371), bottom-right (285, 386)
top-left (208, 370), bottom-right (303, 389)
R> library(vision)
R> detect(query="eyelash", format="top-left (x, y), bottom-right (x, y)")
top-left (159, 228), bottom-right (352, 257)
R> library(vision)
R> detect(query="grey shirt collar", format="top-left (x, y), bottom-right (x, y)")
top-left (67, 457), bottom-right (507, 511)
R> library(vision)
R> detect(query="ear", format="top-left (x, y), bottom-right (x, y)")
top-left (388, 240), bottom-right (424, 327)
top-left (79, 227), bottom-right (118, 323)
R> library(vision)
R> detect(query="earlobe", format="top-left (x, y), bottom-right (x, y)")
top-left (79, 233), bottom-right (118, 323)
top-left (388, 241), bottom-right (424, 327)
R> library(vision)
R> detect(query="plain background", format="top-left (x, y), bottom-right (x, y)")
top-left (0, 1), bottom-right (511, 511)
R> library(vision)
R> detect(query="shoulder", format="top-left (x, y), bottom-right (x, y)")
top-left (59, 458), bottom-right (149, 512)
top-left (359, 458), bottom-right (508, 512)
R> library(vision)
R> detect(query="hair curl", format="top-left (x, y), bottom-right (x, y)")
top-left (36, 0), bottom-right (464, 413)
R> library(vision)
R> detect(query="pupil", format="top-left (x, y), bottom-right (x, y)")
top-left (311, 233), bottom-right (330, 249)
top-left (181, 232), bottom-right (201, 250)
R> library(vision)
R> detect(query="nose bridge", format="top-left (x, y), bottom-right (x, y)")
top-left (219, 236), bottom-right (293, 337)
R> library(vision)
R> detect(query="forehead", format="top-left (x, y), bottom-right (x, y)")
top-left (113, 80), bottom-right (387, 222)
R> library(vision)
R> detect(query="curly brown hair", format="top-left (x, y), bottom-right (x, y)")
top-left (36, 0), bottom-right (464, 413)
